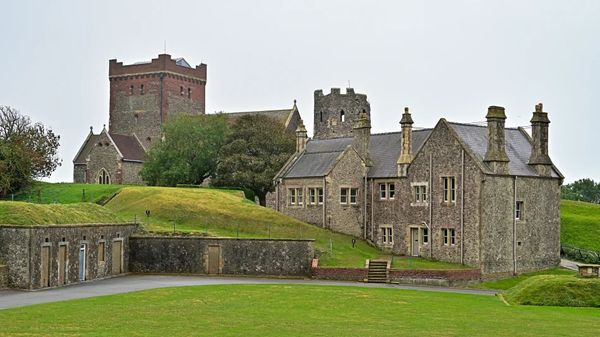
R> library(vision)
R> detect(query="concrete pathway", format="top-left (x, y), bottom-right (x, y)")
top-left (560, 258), bottom-right (579, 271)
top-left (0, 274), bottom-right (496, 310)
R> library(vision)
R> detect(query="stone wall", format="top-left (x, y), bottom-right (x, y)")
top-left (0, 224), bottom-right (137, 289)
top-left (122, 161), bottom-right (144, 184)
top-left (0, 265), bottom-right (8, 289)
top-left (274, 177), bottom-right (325, 227)
top-left (85, 132), bottom-right (120, 184)
top-left (129, 236), bottom-right (315, 276)
top-left (311, 267), bottom-right (367, 281)
top-left (73, 164), bottom-right (86, 184)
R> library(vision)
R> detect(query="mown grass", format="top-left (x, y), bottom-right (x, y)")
top-left (0, 201), bottom-right (123, 225)
top-left (471, 267), bottom-right (576, 290)
top-left (506, 275), bottom-right (600, 307)
top-left (0, 284), bottom-right (598, 337)
top-left (560, 199), bottom-right (600, 251)
top-left (12, 182), bottom-right (126, 204)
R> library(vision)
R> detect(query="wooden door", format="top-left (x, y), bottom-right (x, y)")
top-left (208, 245), bottom-right (220, 274)
top-left (112, 241), bottom-right (122, 274)
top-left (411, 228), bottom-right (419, 256)
top-left (79, 244), bottom-right (87, 281)
top-left (41, 246), bottom-right (51, 287)
top-left (58, 245), bottom-right (67, 286)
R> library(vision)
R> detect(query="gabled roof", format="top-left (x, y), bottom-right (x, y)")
top-left (109, 133), bottom-right (145, 162)
top-left (175, 57), bottom-right (191, 68)
top-left (282, 129), bottom-right (432, 179)
top-left (448, 122), bottom-right (561, 178)
top-left (73, 133), bottom-right (99, 164)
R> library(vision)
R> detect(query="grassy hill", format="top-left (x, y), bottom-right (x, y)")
top-left (12, 182), bottom-right (125, 204)
top-left (506, 275), bottom-right (600, 307)
top-left (561, 199), bottom-right (600, 251)
top-left (0, 201), bottom-right (123, 225)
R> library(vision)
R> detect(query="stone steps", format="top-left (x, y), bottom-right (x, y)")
top-left (366, 260), bottom-right (389, 283)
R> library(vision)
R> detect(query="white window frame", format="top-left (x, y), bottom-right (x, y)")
top-left (317, 188), bottom-right (324, 205)
top-left (388, 183), bottom-right (395, 200)
top-left (297, 188), bottom-right (304, 206)
top-left (443, 177), bottom-right (456, 203)
top-left (288, 188), bottom-right (297, 206)
top-left (381, 226), bottom-right (393, 245)
top-left (340, 188), bottom-right (348, 205)
top-left (421, 227), bottom-right (429, 245)
top-left (350, 188), bottom-right (358, 205)
top-left (379, 183), bottom-right (387, 200)
top-left (450, 229), bottom-right (456, 246)
top-left (516, 201), bottom-right (524, 220)
top-left (308, 188), bottom-right (316, 205)
top-left (442, 228), bottom-right (449, 246)
top-left (288, 188), bottom-right (303, 206)
top-left (379, 183), bottom-right (395, 201)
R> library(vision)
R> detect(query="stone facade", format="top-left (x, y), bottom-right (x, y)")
top-left (313, 88), bottom-right (371, 140)
top-left (0, 224), bottom-right (137, 289)
top-left (129, 236), bottom-right (315, 276)
top-left (273, 90), bottom-right (563, 276)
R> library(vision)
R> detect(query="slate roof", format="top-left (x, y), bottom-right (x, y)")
top-left (175, 58), bottom-right (192, 68)
top-left (283, 129), bottom-right (432, 178)
top-left (109, 133), bottom-right (146, 162)
top-left (225, 109), bottom-right (295, 126)
top-left (448, 122), bottom-right (560, 178)
top-left (281, 121), bottom-right (560, 179)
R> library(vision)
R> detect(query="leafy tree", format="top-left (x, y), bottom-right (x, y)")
top-left (561, 178), bottom-right (600, 203)
top-left (140, 114), bottom-right (229, 186)
top-left (213, 115), bottom-right (295, 206)
top-left (0, 106), bottom-right (61, 195)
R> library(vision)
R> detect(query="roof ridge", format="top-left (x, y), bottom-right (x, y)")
top-left (447, 121), bottom-right (520, 130)
top-left (224, 109), bottom-right (292, 115)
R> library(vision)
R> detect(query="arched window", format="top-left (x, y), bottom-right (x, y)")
top-left (140, 84), bottom-right (144, 95)
top-left (180, 86), bottom-right (184, 95)
top-left (97, 169), bottom-right (111, 185)
top-left (340, 110), bottom-right (345, 122)
top-left (320, 111), bottom-right (323, 123)
top-left (188, 88), bottom-right (191, 99)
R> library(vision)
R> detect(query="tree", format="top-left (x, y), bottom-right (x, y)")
top-left (213, 115), bottom-right (295, 206)
top-left (561, 178), bottom-right (600, 203)
top-left (0, 106), bottom-right (61, 195)
top-left (140, 114), bottom-right (229, 186)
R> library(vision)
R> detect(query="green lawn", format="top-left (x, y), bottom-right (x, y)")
top-left (561, 199), bottom-right (600, 251)
top-left (507, 275), bottom-right (600, 307)
top-left (13, 182), bottom-right (126, 204)
top-left (0, 284), bottom-right (597, 337)
top-left (0, 201), bottom-right (123, 225)
top-left (472, 267), bottom-right (576, 290)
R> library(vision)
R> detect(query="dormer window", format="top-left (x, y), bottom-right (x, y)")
top-left (340, 110), bottom-right (345, 122)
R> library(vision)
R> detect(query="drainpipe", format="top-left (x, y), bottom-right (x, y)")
top-left (513, 176), bottom-right (517, 275)
top-left (275, 181), bottom-right (279, 212)
top-left (322, 176), bottom-right (326, 229)
top-left (363, 175), bottom-right (368, 239)
top-left (371, 179), bottom-right (374, 241)
top-left (461, 149), bottom-right (465, 265)
top-left (429, 154), bottom-right (433, 259)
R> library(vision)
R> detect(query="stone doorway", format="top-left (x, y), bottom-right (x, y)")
top-left (58, 245), bottom-right (67, 286)
top-left (208, 245), bottom-right (221, 274)
top-left (41, 246), bottom-right (51, 288)
top-left (112, 240), bottom-right (123, 274)
top-left (410, 228), bottom-right (419, 256)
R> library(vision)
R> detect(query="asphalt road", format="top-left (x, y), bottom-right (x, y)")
top-left (0, 274), bottom-right (497, 310)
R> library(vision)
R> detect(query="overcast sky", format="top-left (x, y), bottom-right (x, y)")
top-left (1, 0), bottom-right (598, 183)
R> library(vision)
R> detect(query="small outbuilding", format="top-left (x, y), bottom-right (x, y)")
top-left (0, 223), bottom-right (137, 290)
top-left (577, 263), bottom-right (600, 278)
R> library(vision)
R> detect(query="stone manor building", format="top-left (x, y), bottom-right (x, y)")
top-left (73, 54), bottom-right (300, 184)
top-left (271, 88), bottom-right (563, 275)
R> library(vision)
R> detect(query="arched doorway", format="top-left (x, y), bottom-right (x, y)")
top-left (97, 169), bottom-right (111, 184)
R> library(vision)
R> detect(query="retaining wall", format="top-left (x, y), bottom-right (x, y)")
top-left (0, 265), bottom-right (7, 289)
top-left (312, 266), bottom-right (481, 285)
top-left (129, 236), bottom-right (315, 277)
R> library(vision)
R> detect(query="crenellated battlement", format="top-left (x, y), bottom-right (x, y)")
top-left (314, 87), bottom-right (365, 98)
top-left (109, 54), bottom-right (207, 81)
top-left (313, 87), bottom-right (371, 140)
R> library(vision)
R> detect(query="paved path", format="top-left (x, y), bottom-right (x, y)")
top-left (0, 274), bottom-right (496, 310)
top-left (560, 258), bottom-right (579, 271)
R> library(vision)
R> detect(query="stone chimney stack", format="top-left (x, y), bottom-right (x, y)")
top-left (353, 111), bottom-right (372, 166)
top-left (528, 103), bottom-right (553, 176)
top-left (295, 119), bottom-right (308, 153)
top-left (397, 107), bottom-right (414, 177)
top-left (484, 106), bottom-right (510, 174)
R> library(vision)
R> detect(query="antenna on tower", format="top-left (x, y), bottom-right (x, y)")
top-left (347, 80), bottom-right (351, 88)
top-left (164, 40), bottom-right (167, 54)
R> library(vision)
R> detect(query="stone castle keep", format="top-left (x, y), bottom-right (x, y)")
top-left (271, 88), bottom-right (563, 276)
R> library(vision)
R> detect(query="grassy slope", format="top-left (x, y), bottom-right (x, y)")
top-left (105, 186), bottom-right (464, 269)
top-left (0, 201), bottom-right (122, 225)
top-left (13, 182), bottom-right (125, 204)
top-left (0, 285), bottom-right (598, 337)
top-left (560, 199), bottom-right (600, 251)
top-left (507, 275), bottom-right (600, 307)
top-left (472, 267), bottom-right (576, 290)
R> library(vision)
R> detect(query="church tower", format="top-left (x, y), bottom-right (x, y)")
top-left (108, 54), bottom-right (207, 148)
top-left (313, 88), bottom-right (371, 140)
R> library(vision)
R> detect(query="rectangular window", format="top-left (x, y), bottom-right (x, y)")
top-left (443, 177), bottom-right (456, 203)
top-left (350, 188), bottom-right (358, 204)
top-left (422, 228), bottom-right (429, 244)
top-left (414, 185), bottom-right (428, 203)
top-left (340, 188), bottom-right (348, 205)
top-left (442, 228), bottom-right (449, 246)
top-left (450, 229), bottom-right (456, 245)
top-left (308, 188), bottom-right (316, 205)
top-left (317, 188), bottom-right (324, 205)
top-left (382, 227), bottom-right (393, 245)
top-left (288, 188), bottom-right (297, 206)
top-left (98, 241), bottom-right (105, 262)
top-left (516, 201), bottom-right (524, 220)
top-left (379, 184), bottom-right (386, 200)
top-left (388, 183), bottom-right (395, 200)
top-left (297, 188), bottom-right (304, 206)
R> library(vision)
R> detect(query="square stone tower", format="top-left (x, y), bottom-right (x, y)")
top-left (313, 88), bottom-right (370, 140)
top-left (108, 54), bottom-right (207, 149)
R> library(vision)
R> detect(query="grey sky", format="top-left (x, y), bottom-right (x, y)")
top-left (1, 0), bottom-right (598, 183)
